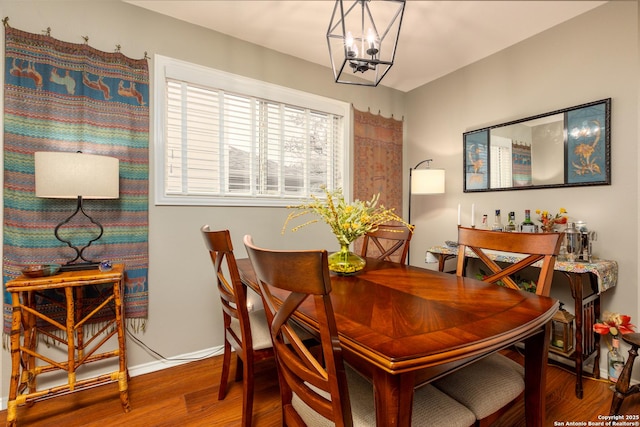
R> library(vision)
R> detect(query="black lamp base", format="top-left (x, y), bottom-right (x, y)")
top-left (55, 196), bottom-right (105, 269)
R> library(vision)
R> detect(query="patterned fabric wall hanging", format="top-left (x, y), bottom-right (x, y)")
top-left (512, 142), bottom-right (532, 187)
top-left (2, 25), bottom-right (149, 334)
top-left (352, 107), bottom-right (403, 256)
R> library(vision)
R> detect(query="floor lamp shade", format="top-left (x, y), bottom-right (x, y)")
top-left (411, 168), bottom-right (445, 194)
top-left (35, 152), bottom-right (119, 199)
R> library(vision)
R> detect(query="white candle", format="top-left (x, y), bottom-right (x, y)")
top-left (471, 203), bottom-right (475, 227)
top-left (457, 204), bottom-right (461, 226)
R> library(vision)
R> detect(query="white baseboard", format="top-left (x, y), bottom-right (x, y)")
top-left (128, 345), bottom-right (225, 377)
top-left (0, 345), bottom-right (225, 410)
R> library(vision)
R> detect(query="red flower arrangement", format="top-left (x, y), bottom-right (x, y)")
top-left (535, 208), bottom-right (568, 232)
top-left (593, 311), bottom-right (636, 350)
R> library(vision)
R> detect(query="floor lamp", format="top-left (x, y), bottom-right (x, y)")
top-left (35, 151), bottom-right (120, 271)
top-left (408, 159), bottom-right (445, 263)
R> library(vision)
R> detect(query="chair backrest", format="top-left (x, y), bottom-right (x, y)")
top-left (360, 223), bottom-right (413, 264)
top-left (201, 226), bottom-right (253, 353)
top-left (456, 226), bottom-right (563, 297)
top-left (243, 235), bottom-right (353, 427)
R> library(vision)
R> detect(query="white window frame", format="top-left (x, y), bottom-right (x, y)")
top-left (153, 54), bottom-right (351, 206)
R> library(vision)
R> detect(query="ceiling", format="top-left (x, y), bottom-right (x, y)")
top-left (126, 1), bottom-right (606, 92)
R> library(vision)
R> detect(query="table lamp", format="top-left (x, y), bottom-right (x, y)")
top-left (35, 151), bottom-right (119, 270)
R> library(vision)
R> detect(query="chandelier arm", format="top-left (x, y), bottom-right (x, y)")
top-left (327, 0), bottom-right (340, 34)
top-left (380, 5), bottom-right (405, 41)
top-left (363, 1), bottom-right (378, 38)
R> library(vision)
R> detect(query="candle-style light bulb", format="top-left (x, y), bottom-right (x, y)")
top-left (366, 28), bottom-right (378, 56)
top-left (345, 31), bottom-right (354, 51)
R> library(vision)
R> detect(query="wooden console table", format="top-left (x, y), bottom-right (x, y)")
top-left (5, 264), bottom-right (130, 426)
top-left (427, 245), bottom-right (618, 399)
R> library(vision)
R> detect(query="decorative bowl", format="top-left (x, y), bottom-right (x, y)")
top-left (21, 264), bottom-right (61, 278)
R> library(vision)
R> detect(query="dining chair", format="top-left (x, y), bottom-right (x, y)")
top-left (243, 235), bottom-right (476, 427)
top-left (201, 226), bottom-right (274, 427)
top-left (609, 332), bottom-right (640, 415)
top-left (359, 223), bottom-right (413, 264)
top-left (433, 226), bottom-right (563, 427)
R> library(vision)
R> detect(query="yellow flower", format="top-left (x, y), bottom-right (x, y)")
top-left (574, 143), bottom-right (594, 158)
top-left (282, 187), bottom-right (413, 245)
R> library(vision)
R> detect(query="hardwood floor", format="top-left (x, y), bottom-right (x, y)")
top-left (1, 350), bottom-right (638, 426)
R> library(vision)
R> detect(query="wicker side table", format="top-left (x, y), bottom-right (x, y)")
top-left (5, 264), bottom-right (130, 426)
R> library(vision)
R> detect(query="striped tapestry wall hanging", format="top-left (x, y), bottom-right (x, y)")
top-left (2, 25), bottom-right (149, 334)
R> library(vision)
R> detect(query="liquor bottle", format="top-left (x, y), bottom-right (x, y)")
top-left (505, 212), bottom-right (516, 232)
top-left (479, 214), bottom-right (489, 229)
top-left (520, 209), bottom-right (537, 233)
top-left (491, 209), bottom-right (503, 231)
top-left (608, 337), bottom-right (625, 383)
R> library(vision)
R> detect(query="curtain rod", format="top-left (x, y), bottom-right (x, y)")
top-left (2, 16), bottom-right (149, 60)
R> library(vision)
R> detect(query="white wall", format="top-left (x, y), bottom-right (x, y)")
top-left (1, 0), bottom-right (638, 403)
top-left (405, 1), bottom-right (639, 379)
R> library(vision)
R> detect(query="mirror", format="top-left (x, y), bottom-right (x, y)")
top-left (463, 98), bottom-right (611, 192)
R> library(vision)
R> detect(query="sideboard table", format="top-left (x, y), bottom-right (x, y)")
top-left (5, 264), bottom-right (130, 426)
top-left (427, 245), bottom-right (618, 399)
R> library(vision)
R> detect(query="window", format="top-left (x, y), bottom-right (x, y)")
top-left (154, 55), bottom-right (350, 206)
top-left (490, 135), bottom-right (513, 188)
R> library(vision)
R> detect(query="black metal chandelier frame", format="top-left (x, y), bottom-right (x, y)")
top-left (326, 0), bottom-right (406, 87)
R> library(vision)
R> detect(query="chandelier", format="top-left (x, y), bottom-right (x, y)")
top-left (326, 0), bottom-right (405, 87)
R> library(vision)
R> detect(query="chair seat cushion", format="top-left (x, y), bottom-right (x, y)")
top-left (230, 309), bottom-right (315, 351)
top-left (293, 366), bottom-right (476, 426)
top-left (433, 353), bottom-right (525, 420)
top-left (230, 309), bottom-right (273, 351)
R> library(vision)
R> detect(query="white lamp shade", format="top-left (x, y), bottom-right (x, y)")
top-left (411, 168), bottom-right (445, 194)
top-left (35, 151), bottom-right (120, 199)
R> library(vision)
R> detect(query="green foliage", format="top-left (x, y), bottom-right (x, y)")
top-left (476, 268), bottom-right (537, 293)
top-left (282, 187), bottom-right (413, 245)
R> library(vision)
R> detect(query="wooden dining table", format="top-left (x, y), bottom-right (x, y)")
top-left (237, 257), bottom-right (559, 427)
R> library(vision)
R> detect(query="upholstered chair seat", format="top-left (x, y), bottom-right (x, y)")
top-left (434, 353), bottom-right (525, 421)
top-left (433, 226), bottom-right (563, 426)
top-left (294, 366), bottom-right (476, 427)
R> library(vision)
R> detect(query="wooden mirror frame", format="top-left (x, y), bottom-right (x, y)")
top-left (463, 98), bottom-right (611, 192)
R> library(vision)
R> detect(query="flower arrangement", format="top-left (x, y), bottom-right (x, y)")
top-left (282, 187), bottom-right (412, 245)
top-left (535, 208), bottom-right (568, 232)
top-left (593, 311), bottom-right (636, 351)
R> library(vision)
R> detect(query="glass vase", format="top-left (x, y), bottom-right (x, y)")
top-left (541, 222), bottom-right (555, 233)
top-left (328, 243), bottom-right (366, 275)
top-left (608, 338), bottom-right (625, 383)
